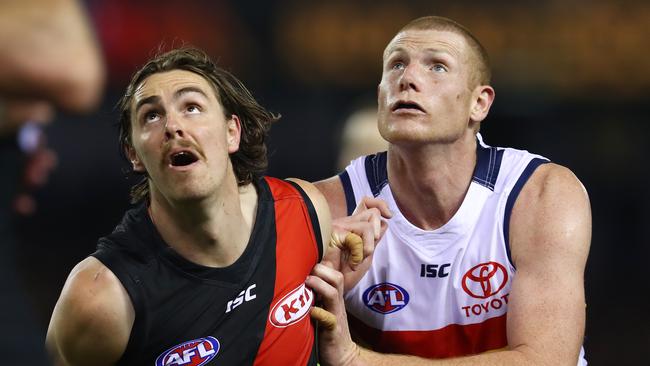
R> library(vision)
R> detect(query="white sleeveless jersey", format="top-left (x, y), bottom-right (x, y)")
top-left (340, 136), bottom-right (587, 364)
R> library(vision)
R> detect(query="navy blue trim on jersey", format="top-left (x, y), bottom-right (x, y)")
top-left (338, 170), bottom-right (357, 216)
top-left (364, 151), bottom-right (388, 197)
top-left (472, 144), bottom-right (504, 191)
top-left (503, 158), bottom-right (549, 268)
top-left (286, 180), bottom-right (324, 262)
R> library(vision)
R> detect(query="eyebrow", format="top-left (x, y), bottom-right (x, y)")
top-left (134, 86), bottom-right (210, 114)
top-left (386, 46), bottom-right (454, 57)
top-left (175, 86), bottom-right (209, 99)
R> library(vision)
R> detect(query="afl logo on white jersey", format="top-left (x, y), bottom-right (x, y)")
top-left (362, 282), bottom-right (410, 314)
top-left (269, 283), bottom-right (313, 328)
top-left (461, 261), bottom-right (508, 299)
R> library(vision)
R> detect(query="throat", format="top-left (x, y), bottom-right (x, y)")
top-left (148, 185), bottom-right (258, 268)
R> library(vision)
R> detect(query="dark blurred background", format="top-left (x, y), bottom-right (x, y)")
top-left (10, 0), bottom-right (649, 364)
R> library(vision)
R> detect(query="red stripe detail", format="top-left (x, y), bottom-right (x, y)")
top-left (253, 178), bottom-right (319, 366)
top-left (350, 314), bottom-right (508, 358)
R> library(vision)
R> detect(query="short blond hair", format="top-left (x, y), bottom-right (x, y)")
top-left (396, 16), bottom-right (491, 86)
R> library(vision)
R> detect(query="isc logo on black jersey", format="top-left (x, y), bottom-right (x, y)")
top-left (362, 282), bottom-right (410, 314)
top-left (226, 284), bottom-right (256, 313)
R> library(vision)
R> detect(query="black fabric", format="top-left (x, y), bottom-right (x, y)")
top-left (285, 180), bottom-right (323, 262)
top-left (92, 178), bottom-right (278, 365)
top-left (364, 151), bottom-right (389, 198)
top-left (338, 170), bottom-right (357, 216)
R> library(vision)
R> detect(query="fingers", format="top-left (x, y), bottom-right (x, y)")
top-left (307, 263), bottom-right (347, 330)
top-left (310, 263), bottom-right (345, 294)
top-left (330, 196), bottom-right (390, 269)
top-left (355, 196), bottom-right (392, 219)
top-left (343, 233), bottom-right (363, 265)
top-left (310, 306), bottom-right (336, 330)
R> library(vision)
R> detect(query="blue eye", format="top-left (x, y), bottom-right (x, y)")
top-left (392, 62), bottom-right (405, 70)
top-left (187, 105), bottom-right (200, 113)
top-left (431, 64), bottom-right (447, 72)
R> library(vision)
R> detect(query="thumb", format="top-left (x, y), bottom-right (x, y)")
top-left (311, 306), bottom-right (337, 330)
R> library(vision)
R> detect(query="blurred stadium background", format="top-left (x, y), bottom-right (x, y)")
top-left (11, 0), bottom-right (649, 364)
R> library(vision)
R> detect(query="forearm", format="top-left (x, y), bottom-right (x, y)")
top-left (356, 346), bottom-right (535, 366)
top-left (0, 0), bottom-right (104, 111)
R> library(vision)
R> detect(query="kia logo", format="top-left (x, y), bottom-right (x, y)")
top-left (269, 283), bottom-right (313, 328)
top-left (461, 262), bottom-right (508, 299)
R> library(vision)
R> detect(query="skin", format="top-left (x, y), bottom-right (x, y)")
top-left (0, 0), bottom-right (104, 115)
top-left (0, 0), bottom-right (104, 215)
top-left (314, 29), bottom-right (591, 366)
top-left (46, 69), bottom-right (381, 365)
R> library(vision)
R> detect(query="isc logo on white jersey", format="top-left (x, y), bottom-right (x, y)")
top-left (362, 282), bottom-right (410, 314)
top-left (269, 283), bottom-right (313, 327)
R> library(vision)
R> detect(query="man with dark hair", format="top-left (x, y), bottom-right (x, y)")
top-left (46, 47), bottom-right (384, 366)
top-left (314, 16), bottom-right (591, 365)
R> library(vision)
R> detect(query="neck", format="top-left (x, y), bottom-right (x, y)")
top-left (387, 132), bottom-right (477, 230)
top-left (148, 177), bottom-right (257, 268)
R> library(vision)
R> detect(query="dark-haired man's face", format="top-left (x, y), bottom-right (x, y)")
top-left (126, 69), bottom-right (241, 203)
top-left (377, 29), bottom-right (478, 146)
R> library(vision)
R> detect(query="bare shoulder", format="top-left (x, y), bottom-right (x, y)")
top-left (46, 256), bottom-right (134, 366)
top-left (287, 178), bottom-right (332, 255)
top-left (313, 176), bottom-right (347, 218)
top-left (510, 162), bottom-right (591, 268)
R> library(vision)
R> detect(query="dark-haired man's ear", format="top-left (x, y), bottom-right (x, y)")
top-left (126, 146), bottom-right (145, 172)
top-left (227, 115), bottom-right (242, 154)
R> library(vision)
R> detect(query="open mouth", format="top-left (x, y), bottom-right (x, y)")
top-left (392, 101), bottom-right (425, 113)
top-left (170, 151), bottom-right (199, 167)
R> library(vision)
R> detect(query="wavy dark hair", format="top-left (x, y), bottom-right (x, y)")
top-left (117, 47), bottom-right (279, 203)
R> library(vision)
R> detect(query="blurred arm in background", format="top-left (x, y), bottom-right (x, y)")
top-left (0, 0), bottom-right (105, 214)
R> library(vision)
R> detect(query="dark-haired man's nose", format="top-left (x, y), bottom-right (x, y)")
top-left (164, 114), bottom-right (185, 141)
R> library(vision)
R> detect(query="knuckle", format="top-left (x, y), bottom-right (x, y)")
top-left (332, 270), bottom-right (344, 284)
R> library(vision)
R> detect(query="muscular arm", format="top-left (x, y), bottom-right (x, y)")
top-left (46, 257), bottom-right (134, 366)
top-left (504, 163), bottom-right (591, 364)
top-left (314, 176), bottom-right (348, 219)
top-left (0, 0), bottom-right (105, 112)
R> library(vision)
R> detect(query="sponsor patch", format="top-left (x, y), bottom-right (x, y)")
top-left (461, 261), bottom-right (508, 299)
top-left (362, 282), bottom-right (409, 314)
top-left (269, 283), bottom-right (313, 327)
top-left (155, 336), bottom-right (220, 366)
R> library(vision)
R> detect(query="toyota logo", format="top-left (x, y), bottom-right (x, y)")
top-left (461, 261), bottom-right (508, 299)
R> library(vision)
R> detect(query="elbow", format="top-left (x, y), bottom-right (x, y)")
top-left (57, 59), bottom-right (106, 113)
top-left (510, 344), bottom-right (581, 366)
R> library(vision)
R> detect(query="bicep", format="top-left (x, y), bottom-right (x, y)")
top-left (46, 257), bottom-right (134, 366)
top-left (314, 176), bottom-right (348, 219)
top-left (507, 164), bottom-right (591, 365)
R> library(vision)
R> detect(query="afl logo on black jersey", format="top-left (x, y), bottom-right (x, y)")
top-left (155, 336), bottom-right (220, 366)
